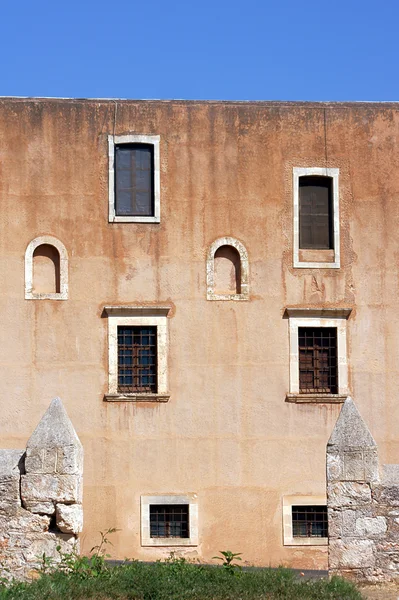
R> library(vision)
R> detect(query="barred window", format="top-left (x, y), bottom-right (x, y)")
top-left (299, 327), bottom-right (337, 394)
top-left (115, 144), bottom-right (154, 217)
top-left (299, 176), bottom-right (333, 250)
top-left (117, 326), bottom-right (157, 393)
top-left (292, 506), bottom-right (328, 538)
top-left (150, 505), bottom-right (189, 538)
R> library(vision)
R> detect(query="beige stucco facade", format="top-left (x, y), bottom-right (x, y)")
top-left (1, 98), bottom-right (399, 569)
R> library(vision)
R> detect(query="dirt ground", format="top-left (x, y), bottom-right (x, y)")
top-left (359, 584), bottom-right (399, 600)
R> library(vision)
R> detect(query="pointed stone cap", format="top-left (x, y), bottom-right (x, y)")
top-left (328, 397), bottom-right (376, 449)
top-left (26, 397), bottom-right (82, 450)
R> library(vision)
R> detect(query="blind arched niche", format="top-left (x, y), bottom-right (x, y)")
top-left (206, 237), bottom-right (249, 301)
top-left (25, 236), bottom-right (68, 300)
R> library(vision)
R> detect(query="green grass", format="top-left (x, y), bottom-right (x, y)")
top-left (0, 560), bottom-right (364, 600)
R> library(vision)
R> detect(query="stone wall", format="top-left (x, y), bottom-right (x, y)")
top-left (0, 398), bottom-right (83, 580)
top-left (327, 397), bottom-right (399, 583)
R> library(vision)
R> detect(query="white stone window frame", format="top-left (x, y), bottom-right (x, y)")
top-left (104, 306), bottom-right (170, 402)
top-left (206, 237), bottom-right (249, 301)
top-left (108, 134), bottom-right (161, 223)
top-left (293, 167), bottom-right (340, 269)
top-left (141, 494), bottom-right (199, 547)
top-left (286, 308), bottom-right (351, 404)
top-left (283, 495), bottom-right (328, 546)
top-left (25, 235), bottom-right (68, 300)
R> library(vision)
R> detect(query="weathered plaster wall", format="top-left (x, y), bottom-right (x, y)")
top-left (0, 99), bottom-right (399, 568)
top-left (0, 398), bottom-right (83, 580)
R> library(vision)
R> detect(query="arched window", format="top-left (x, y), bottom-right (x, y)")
top-left (206, 237), bottom-right (249, 301)
top-left (25, 236), bottom-right (68, 300)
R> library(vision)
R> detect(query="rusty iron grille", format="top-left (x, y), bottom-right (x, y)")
top-left (292, 506), bottom-right (328, 538)
top-left (299, 327), bottom-right (338, 394)
top-left (150, 505), bottom-right (189, 538)
top-left (117, 326), bottom-right (157, 393)
top-left (299, 176), bottom-right (333, 249)
top-left (115, 144), bottom-right (154, 217)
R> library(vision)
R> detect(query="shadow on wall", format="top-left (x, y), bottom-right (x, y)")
top-left (214, 245), bottom-right (241, 295)
top-left (32, 244), bottom-right (61, 294)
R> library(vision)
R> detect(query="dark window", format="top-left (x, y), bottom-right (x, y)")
top-left (117, 326), bottom-right (157, 393)
top-left (299, 327), bottom-right (337, 394)
top-left (292, 505), bottom-right (328, 538)
top-left (299, 176), bottom-right (333, 249)
top-left (115, 144), bottom-right (154, 217)
top-left (150, 505), bottom-right (189, 538)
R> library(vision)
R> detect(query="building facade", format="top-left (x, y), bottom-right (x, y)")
top-left (0, 98), bottom-right (398, 570)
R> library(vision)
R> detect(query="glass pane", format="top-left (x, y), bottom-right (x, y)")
top-left (116, 190), bottom-right (133, 215)
top-left (115, 145), bottom-right (154, 217)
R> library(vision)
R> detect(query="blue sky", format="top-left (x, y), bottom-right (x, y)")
top-left (2, 0), bottom-right (398, 101)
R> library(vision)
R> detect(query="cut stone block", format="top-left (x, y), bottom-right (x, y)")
top-left (0, 511), bottom-right (50, 533)
top-left (328, 482), bottom-right (372, 508)
top-left (327, 451), bottom-right (342, 481)
top-left (25, 398), bottom-right (83, 476)
top-left (21, 474), bottom-right (82, 505)
top-left (329, 539), bottom-right (375, 569)
top-left (382, 465), bottom-right (399, 485)
top-left (372, 485), bottom-right (399, 507)
top-left (23, 501), bottom-right (55, 515)
top-left (0, 450), bottom-right (25, 477)
top-left (56, 504), bottom-right (83, 534)
top-left (328, 397), bottom-right (377, 450)
top-left (356, 516), bottom-right (387, 537)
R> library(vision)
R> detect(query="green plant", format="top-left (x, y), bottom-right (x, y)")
top-left (212, 550), bottom-right (242, 573)
top-left (38, 552), bottom-right (56, 575)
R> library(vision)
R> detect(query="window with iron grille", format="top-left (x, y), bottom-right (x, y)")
top-left (115, 144), bottom-right (154, 217)
top-left (150, 504), bottom-right (189, 538)
top-left (299, 176), bottom-right (333, 249)
top-left (292, 506), bottom-right (328, 538)
top-left (298, 327), bottom-right (337, 394)
top-left (117, 326), bottom-right (157, 393)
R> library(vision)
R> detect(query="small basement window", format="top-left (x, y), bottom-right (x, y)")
top-left (150, 504), bottom-right (189, 538)
top-left (298, 327), bottom-right (337, 394)
top-left (299, 176), bottom-right (333, 250)
top-left (141, 494), bottom-right (198, 546)
top-left (282, 495), bottom-right (328, 546)
top-left (292, 505), bottom-right (328, 539)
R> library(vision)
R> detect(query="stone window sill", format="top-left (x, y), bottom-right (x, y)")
top-left (285, 394), bottom-right (347, 404)
top-left (141, 538), bottom-right (198, 547)
top-left (104, 394), bottom-right (170, 403)
top-left (284, 537), bottom-right (328, 547)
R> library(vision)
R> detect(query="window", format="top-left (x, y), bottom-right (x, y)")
top-left (104, 306), bottom-right (170, 402)
top-left (150, 504), bottom-right (189, 538)
top-left (207, 237), bottom-right (249, 301)
top-left (282, 495), bottom-right (328, 546)
top-left (117, 326), bottom-right (157, 393)
top-left (108, 135), bottom-right (160, 223)
top-left (298, 327), bottom-right (337, 394)
top-left (141, 495), bottom-right (198, 546)
top-left (299, 177), bottom-right (333, 249)
top-left (292, 506), bottom-right (328, 539)
top-left (286, 308), bottom-right (351, 403)
top-left (293, 168), bottom-right (340, 268)
top-left (115, 145), bottom-right (154, 217)
top-left (25, 236), bottom-right (68, 300)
